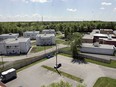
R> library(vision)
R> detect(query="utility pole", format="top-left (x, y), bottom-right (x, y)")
top-left (55, 43), bottom-right (58, 66)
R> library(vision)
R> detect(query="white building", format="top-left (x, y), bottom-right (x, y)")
top-left (0, 38), bottom-right (31, 55)
top-left (36, 34), bottom-right (55, 46)
top-left (0, 33), bottom-right (19, 41)
top-left (42, 29), bottom-right (56, 35)
top-left (80, 43), bottom-right (115, 55)
top-left (23, 31), bottom-right (40, 40)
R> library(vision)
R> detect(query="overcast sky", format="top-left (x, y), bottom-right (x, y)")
top-left (0, 0), bottom-right (116, 22)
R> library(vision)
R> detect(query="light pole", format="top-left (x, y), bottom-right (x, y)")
top-left (55, 43), bottom-right (58, 67)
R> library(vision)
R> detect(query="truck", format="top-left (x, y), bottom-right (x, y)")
top-left (0, 68), bottom-right (17, 83)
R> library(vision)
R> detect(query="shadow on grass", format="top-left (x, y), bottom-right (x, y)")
top-left (55, 68), bottom-right (61, 76)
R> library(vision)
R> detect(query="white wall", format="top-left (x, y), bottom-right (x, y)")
top-left (36, 35), bottom-right (55, 46)
top-left (80, 47), bottom-right (115, 55)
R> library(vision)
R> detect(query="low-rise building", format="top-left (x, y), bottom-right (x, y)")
top-left (0, 33), bottom-right (19, 41)
top-left (23, 31), bottom-right (40, 40)
top-left (0, 38), bottom-right (31, 55)
top-left (42, 29), bottom-right (56, 35)
top-left (80, 43), bottom-right (115, 55)
top-left (100, 29), bottom-right (113, 34)
top-left (36, 34), bottom-right (55, 46)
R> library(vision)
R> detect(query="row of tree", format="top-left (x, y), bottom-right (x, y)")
top-left (0, 21), bottom-right (116, 36)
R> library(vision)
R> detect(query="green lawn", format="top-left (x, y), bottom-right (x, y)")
top-left (42, 65), bottom-right (83, 83)
top-left (59, 53), bottom-right (116, 68)
top-left (94, 77), bottom-right (116, 87)
top-left (85, 59), bottom-right (116, 68)
top-left (56, 39), bottom-right (67, 44)
top-left (31, 46), bottom-right (53, 53)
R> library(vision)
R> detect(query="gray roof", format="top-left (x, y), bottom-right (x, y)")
top-left (0, 33), bottom-right (19, 37)
top-left (42, 29), bottom-right (55, 31)
top-left (37, 34), bottom-right (55, 38)
top-left (4, 38), bottom-right (30, 44)
top-left (24, 31), bottom-right (40, 34)
top-left (82, 43), bottom-right (115, 49)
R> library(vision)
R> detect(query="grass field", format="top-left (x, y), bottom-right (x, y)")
top-left (41, 65), bottom-right (83, 83)
top-left (93, 77), bottom-right (116, 87)
top-left (31, 46), bottom-right (53, 53)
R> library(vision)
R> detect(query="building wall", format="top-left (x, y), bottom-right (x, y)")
top-left (0, 38), bottom-right (31, 55)
top-left (23, 32), bottom-right (39, 40)
top-left (104, 40), bottom-right (116, 46)
top-left (82, 39), bottom-right (93, 43)
top-left (80, 46), bottom-right (115, 55)
top-left (5, 43), bottom-right (20, 55)
top-left (20, 39), bottom-right (31, 54)
top-left (0, 42), bottom-right (6, 54)
top-left (36, 36), bottom-right (55, 46)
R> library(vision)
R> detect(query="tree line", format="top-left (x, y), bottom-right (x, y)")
top-left (0, 21), bottom-right (116, 36)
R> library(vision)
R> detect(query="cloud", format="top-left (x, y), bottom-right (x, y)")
top-left (113, 8), bottom-right (116, 12)
top-left (0, 13), bottom-right (41, 22)
top-left (100, 7), bottom-right (105, 10)
top-left (22, 0), bottom-right (29, 3)
top-left (67, 8), bottom-right (77, 12)
top-left (30, 0), bottom-right (49, 3)
top-left (101, 2), bottom-right (112, 6)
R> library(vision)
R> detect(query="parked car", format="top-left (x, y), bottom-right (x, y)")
top-left (46, 54), bottom-right (54, 59)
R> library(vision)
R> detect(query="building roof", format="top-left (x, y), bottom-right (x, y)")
top-left (100, 29), bottom-right (113, 31)
top-left (37, 34), bottom-right (55, 38)
top-left (93, 34), bottom-right (108, 37)
top-left (42, 29), bottom-right (55, 32)
top-left (82, 43), bottom-right (115, 49)
top-left (82, 34), bottom-right (93, 39)
top-left (0, 33), bottom-right (19, 37)
top-left (24, 31), bottom-right (39, 33)
top-left (103, 38), bottom-right (116, 41)
top-left (4, 38), bottom-right (30, 44)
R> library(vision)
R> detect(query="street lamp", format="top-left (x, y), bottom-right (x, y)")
top-left (54, 43), bottom-right (62, 69)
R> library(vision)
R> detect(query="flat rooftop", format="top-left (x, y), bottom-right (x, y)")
top-left (42, 29), bottom-right (55, 31)
top-left (0, 33), bottom-right (19, 37)
top-left (82, 34), bottom-right (93, 39)
top-left (82, 43), bottom-right (115, 49)
top-left (24, 31), bottom-right (40, 33)
top-left (3, 38), bottom-right (30, 44)
top-left (100, 29), bottom-right (113, 31)
top-left (37, 34), bottom-right (55, 37)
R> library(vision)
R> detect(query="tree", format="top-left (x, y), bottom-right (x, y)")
top-left (70, 33), bottom-right (82, 59)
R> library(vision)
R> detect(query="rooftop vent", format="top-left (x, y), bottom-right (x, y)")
top-left (93, 42), bottom-right (100, 47)
top-left (107, 35), bottom-right (112, 40)
top-left (9, 33), bottom-right (12, 35)
top-left (15, 37), bottom-right (18, 40)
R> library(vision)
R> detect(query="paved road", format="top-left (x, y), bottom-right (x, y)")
top-left (0, 44), bottom-right (67, 62)
top-left (6, 55), bottom-right (116, 87)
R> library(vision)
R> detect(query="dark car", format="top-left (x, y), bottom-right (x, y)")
top-left (46, 54), bottom-right (54, 59)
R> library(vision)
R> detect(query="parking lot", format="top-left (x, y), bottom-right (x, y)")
top-left (6, 55), bottom-right (116, 87)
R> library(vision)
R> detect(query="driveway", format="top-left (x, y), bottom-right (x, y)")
top-left (6, 55), bottom-right (116, 87)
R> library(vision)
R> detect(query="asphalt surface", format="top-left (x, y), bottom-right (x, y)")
top-left (6, 55), bottom-right (116, 87)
